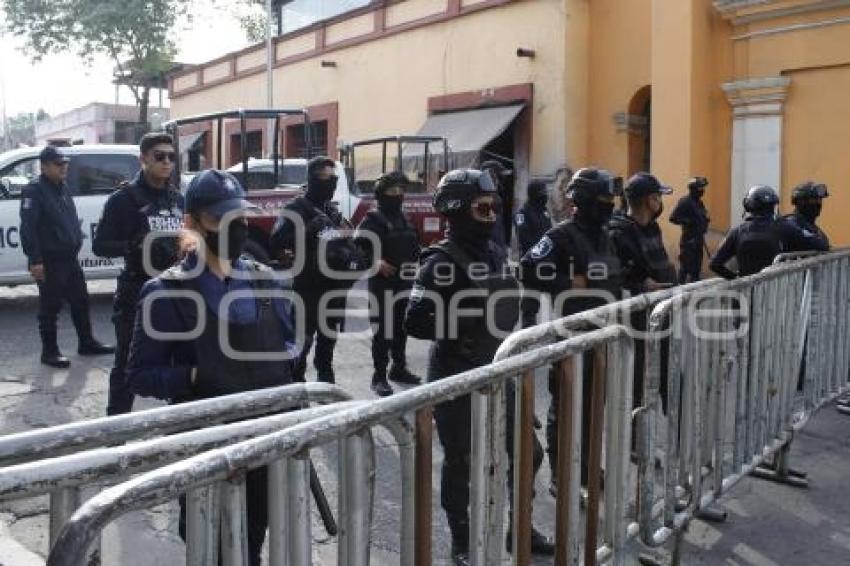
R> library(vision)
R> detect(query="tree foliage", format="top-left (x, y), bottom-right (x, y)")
top-left (1, 110), bottom-right (48, 150)
top-left (1, 0), bottom-right (192, 132)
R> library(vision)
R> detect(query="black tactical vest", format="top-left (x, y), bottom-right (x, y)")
top-left (559, 222), bottom-right (623, 315)
top-left (736, 218), bottom-right (782, 276)
top-left (372, 210), bottom-right (420, 268)
top-left (161, 262), bottom-right (292, 399)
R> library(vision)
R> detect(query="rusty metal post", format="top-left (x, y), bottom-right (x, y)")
top-left (554, 356), bottom-right (583, 566)
top-left (512, 370), bottom-right (536, 565)
top-left (584, 346), bottom-right (607, 566)
top-left (414, 408), bottom-right (433, 566)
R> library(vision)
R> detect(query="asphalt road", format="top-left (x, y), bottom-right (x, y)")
top-left (1, 279), bottom-right (849, 565)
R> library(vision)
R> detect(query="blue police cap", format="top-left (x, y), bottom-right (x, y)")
top-left (39, 146), bottom-right (70, 164)
top-left (185, 170), bottom-right (258, 217)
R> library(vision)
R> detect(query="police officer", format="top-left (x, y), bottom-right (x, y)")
top-left (355, 171), bottom-right (422, 397)
top-left (93, 132), bottom-right (184, 415)
top-left (481, 160), bottom-right (511, 249)
top-left (710, 185), bottom-right (789, 279)
top-left (608, 173), bottom-right (676, 412)
top-left (782, 181), bottom-right (831, 252)
top-left (608, 172), bottom-right (677, 295)
top-left (19, 146), bottom-right (114, 368)
top-left (514, 180), bottom-right (553, 328)
top-left (126, 170), bottom-right (296, 566)
top-left (405, 169), bottom-right (553, 565)
top-left (520, 167), bottom-right (623, 492)
top-left (270, 156), bottom-right (363, 383)
top-left (670, 176), bottom-right (710, 283)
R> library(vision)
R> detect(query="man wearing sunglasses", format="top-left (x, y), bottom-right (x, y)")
top-left (782, 181), bottom-right (831, 253)
top-left (93, 132), bottom-right (184, 415)
top-left (355, 171), bottom-right (422, 397)
top-left (271, 155), bottom-right (364, 383)
top-left (20, 146), bottom-right (115, 368)
top-left (405, 169), bottom-right (554, 565)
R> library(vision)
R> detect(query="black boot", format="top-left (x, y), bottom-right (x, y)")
top-left (506, 523), bottom-right (555, 555)
top-left (78, 339), bottom-right (115, 356)
top-left (370, 370), bottom-right (394, 397)
top-left (40, 331), bottom-right (70, 368)
top-left (388, 363), bottom-right (421, 385)
top-left (449, 519), bottom-right (470, 566)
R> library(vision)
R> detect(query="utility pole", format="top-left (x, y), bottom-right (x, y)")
top-left (265, 0), bottom-right (275, 157)
top-left (0, 56), bottom-right (9, 151)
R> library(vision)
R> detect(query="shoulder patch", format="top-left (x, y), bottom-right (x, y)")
top-left (515, 212), bottom-right (525, 226)
top-left (22, 197), bottom-right (33, 209)
top-left (530, 235), bottom-right (554, 259)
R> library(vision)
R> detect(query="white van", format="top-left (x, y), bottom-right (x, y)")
top-left (0, 145), bottom-right (141, 286)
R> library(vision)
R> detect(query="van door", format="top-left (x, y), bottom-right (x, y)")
top-left (65, 153), bottom-right (139, 278)
top-left (0, 155), bottom-right (41, 283)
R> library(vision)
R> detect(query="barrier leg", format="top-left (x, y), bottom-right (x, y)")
top-left (554, 356), bottom-right (583, 566)
top-left (584, 347), bottom-right (606, 566)
top-left (343, 431), bottom-right (372, 566)
top-left (268, 458), bottom-right (289, 566)
top-left (414, 408), bottom-right (433, 566)
top-left (49, 487), bottom-right (80, 547)
top-left (511, 370), bottom-right (535, 565)
top-left (751, 440), bottom-right (808, 488)
top-left (186, 484), bottom-right (220, 566)
top-left (220, 477), bottom-right (248, 566)
top-left (287, 453), bottom-right (313, 566)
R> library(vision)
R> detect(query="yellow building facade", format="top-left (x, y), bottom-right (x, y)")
top-left (169, 0), bottom-right (850, 246)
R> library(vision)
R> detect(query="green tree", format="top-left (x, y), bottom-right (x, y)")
top-left (1, 110), bottom-right (47, 150)
top-left (1, 0), bottom-right (191, 135)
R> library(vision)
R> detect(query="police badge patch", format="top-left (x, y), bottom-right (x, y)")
top-left (515, 212), bottom-right (525, 226)
top-left (530, 235), bottom-right (554, 259)
top-left (22, 198), bottom-right (32, 209)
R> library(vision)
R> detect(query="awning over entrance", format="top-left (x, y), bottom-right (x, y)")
top-left (178, 131), bottom-right (206, 152)
top-left (414, 103), bottom-right (525, 167)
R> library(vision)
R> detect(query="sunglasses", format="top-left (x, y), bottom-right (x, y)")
top-left (471, 198), bottom-right (502, 217)
top-left (153, 150), bottom-right (176, 163)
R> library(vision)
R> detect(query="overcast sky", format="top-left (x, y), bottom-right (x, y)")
top-left (0, 0), bottom-right (252, 118)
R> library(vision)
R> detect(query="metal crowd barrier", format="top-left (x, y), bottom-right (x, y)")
top-left (0, 382), bottom-right (352, 549)
top-left (47, 325), bottom-right (634, 566)
top-left (636, 250), bottom-right (850, 562)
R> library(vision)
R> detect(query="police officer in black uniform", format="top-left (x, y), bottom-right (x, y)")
top-left (520, 167), bottom-right (623, 492)
top-left (710, 185), bottom-right (792, 279)
top-left (126, 170), bottom-right (296, 566)
top-left (481, 160), bottom-right (511, 249)
top-left (93, 132), bottom-right (184, 415)
top-left (782, 181), bottom-right (831, 252)
top-left (514, 180), bottom-right (553, 328)
top-left (355, 171), bottom-right (422, 397)
top-left (19, 146), bottom-right (114, 368)
top-left (270, 156), bottom-right (363, 383)
top-left (608, 172), bottom-right (677, 295)
top-left (405, 169), bottom-right (553, 565)
top-left (670, 176), bottom-right (710, 283)
top-left (608, 173), bottom-right (677, 411)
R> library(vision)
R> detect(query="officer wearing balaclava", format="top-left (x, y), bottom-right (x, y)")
top-left (270, 156), bottom-right (363, 382)
top-left (355, 171), bottom-right (422, 397)
top-left (782, 181), bottom-right (831, 253)
top-left (670, 176), bottom-right (710, 283)
top-left (405, 169), bottom-right (554, 565)
top-left (514, 180), bottom-right (553, 328)
top-left (520, 167), bottom-right (624, 495)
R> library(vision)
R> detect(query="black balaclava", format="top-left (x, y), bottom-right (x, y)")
top-left (690, 187), bottom-right (705, 200)
top-left (528, 182), bottom-right (549, 208)
top-left (576, 199), bottom-right (615, 228)
top-left (377, 190), bottom-right (404, 215)
top-left (201, 218), bottom-right (249, 260)
top-left (305, 158), bottom-right (337, 205)
top-left (797, 201), bottom-right (822, 223)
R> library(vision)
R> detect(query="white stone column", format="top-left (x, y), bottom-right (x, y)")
top-left (722, 76), bottom-right (790, 223)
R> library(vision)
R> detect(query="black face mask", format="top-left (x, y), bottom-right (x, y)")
top-left (377, 194), bottom-right (403, 214)
top-left (691, 188), bottom-right (705, 200)
top-left (581, 201), bottom-right (615, 226)
top-left (449, 215), bottom-right (496, 244)
top-left (306, 177), bottom-right (337, 204)
top-left (203, 220), bottom-right (248, 260)
top-left (797, 202), bottom-right (822, 222)
top-left (531, 191), bottom-right (549, 206)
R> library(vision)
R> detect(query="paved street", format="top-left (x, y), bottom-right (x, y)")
top-left (0, 279), bottom-right (849, 565)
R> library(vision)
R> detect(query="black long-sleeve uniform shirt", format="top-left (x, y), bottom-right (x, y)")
top-left (19, 175), bottom-right (83, 266)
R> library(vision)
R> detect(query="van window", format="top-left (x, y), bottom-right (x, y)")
top-left (0, 157), bottom-right (41, 199)
top-left (71, 154), bottom-right (140, 195)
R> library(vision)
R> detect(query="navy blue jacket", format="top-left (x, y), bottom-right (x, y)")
top-left (126, 253), bottom-right (298, 401)
top-left (19, 175), bottom-right (83, 265)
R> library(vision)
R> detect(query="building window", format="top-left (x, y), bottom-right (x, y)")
top-left (278, 0), bottom-right (370, 35)
top-left (286, 120), bottom-right (328, 158)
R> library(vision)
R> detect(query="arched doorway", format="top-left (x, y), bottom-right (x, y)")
top-left (627, 86), bottom-right (652, 175)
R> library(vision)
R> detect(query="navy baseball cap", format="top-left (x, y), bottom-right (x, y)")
top-left (185, 170), bottom-right (257, 217)
top-left (624, 172), bottom-right (673, 199)
top-left (39, 146), bottom-right (70, 164)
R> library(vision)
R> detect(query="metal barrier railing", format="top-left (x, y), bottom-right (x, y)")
top-left (47, 325), bottom-right (634, 566)
top-left (636, 250), bottom-right (850, 562)
top-left (0, 382), bottom-right (352, 548)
